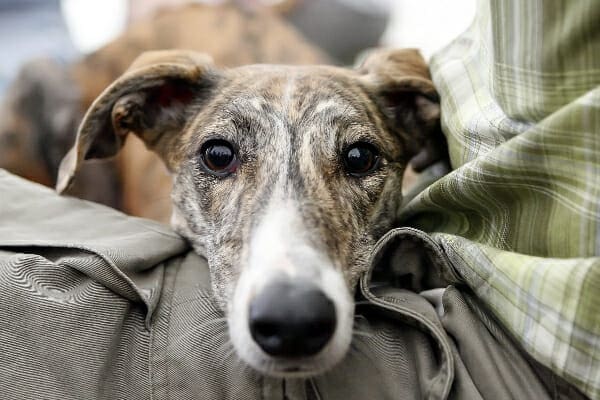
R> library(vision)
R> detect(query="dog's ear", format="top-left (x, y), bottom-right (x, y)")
top-left (359, 48), bottom-right (447, 171)
top-left (56, 50), bottom-right (216, 194)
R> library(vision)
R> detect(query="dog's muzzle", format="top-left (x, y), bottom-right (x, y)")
top-left (228, 204), bottom-right (353, 376)
top-left (249, 280), bottom-right (336, 358)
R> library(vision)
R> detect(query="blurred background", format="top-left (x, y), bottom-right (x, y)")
top-left (0, 0), bottom-right (476, 97)
top-left (0, 0), bottom-right (475, 222)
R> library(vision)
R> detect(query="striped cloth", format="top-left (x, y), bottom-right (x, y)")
top-left (400, 0), bottom-right (600, 398)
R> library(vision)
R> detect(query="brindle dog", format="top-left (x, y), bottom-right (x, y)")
top-left (57, 49), bottom-right (442, 377)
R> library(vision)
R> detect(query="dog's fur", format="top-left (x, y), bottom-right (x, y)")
top-left (56, 48), bottom-right (442, 377)
top-left (0, 3), bottom-right (328, 221)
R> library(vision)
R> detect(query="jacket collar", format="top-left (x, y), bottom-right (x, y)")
top-left (0, 170), bottom-right (189, 326)
top-left (358, 227), bottom-right (461, 400)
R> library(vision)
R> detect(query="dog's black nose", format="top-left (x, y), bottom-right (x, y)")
top-left (249, 282), bottom-right (336, 358)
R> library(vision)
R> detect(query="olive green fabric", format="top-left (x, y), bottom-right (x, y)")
top-left (1, 169), bottom-right (585, 399)
top-left (400, 0), bottom-right (600, 398)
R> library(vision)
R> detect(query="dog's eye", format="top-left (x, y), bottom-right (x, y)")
top-left (343, 142), bottom-right (380, 176)
top-left (200, 139), bottom-right (238, 175)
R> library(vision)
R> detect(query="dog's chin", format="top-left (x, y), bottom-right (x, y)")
top-left (241, 352), bottom-right (348, 379)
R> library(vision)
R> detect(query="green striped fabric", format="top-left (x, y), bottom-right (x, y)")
top-left (400, 0), bottom-right (600, 398)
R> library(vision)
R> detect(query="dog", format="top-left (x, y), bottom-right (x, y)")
top-left (57, 48), bottom-right (442, 377)
top-left (0, 3), bottom-right (328, 222)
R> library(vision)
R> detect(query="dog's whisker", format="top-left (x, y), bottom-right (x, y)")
top-left (231, 355), bottom-right (250, 378)
top-left (214, 333), bottom-right (234, 355)
top-left (349, 339), bottom-right (376, 363)
top-left (202, 332), bottom-right (232, 353)
top-left (223, 345), bottom-right (237, 359)
top-left (220, 346), bottom-right (239, 367)
top-left (216, 338), bottom-right (239, 368)
top-left (352, 330), bottom-right (374, 338)
top-left (215, 337), bottom-right (234, 355)
top-left (348, 342), bottom-right (368, 360)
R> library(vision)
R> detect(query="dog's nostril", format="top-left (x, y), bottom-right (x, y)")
top-left (249, 283), bottom-right (336, 358)
top-left (251, 320), bottom-right (279, 339)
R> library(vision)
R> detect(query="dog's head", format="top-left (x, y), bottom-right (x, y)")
top-left (57, 49), bottom-right (441, 377)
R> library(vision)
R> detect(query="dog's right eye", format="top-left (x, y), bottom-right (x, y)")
top-left (199, 139), bottom-right (238, 176)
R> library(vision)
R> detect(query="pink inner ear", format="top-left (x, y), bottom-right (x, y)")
top-left (154, 81), bottom-right (195, 107)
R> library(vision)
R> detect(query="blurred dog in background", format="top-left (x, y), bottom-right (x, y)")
top-left (0, 3), bottom-right (328, 222)
top-left (0, 1), bottom-right (430, 224)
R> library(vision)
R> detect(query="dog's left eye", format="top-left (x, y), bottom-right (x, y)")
top-left (199, 139), bottom-right (238, 176)
top-left (343, 142), bottom-right (380, 176)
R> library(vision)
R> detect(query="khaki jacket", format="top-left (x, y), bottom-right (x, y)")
top-left (0, 170), bottom-right (585, 399)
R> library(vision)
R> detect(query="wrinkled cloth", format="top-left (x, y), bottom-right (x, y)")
top-left (400, 0), bottom-right (600, 398)
top-left (1, 1), bottom-right (598, 397)
top-left (0, 170), bottom-right (586, 399)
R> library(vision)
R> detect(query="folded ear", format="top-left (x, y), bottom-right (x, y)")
top-left (359, 48), bottom-right (447, 171)
top-left (56, 50), bottom-right (216, 194)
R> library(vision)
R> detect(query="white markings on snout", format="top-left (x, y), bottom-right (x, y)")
top-left (228, 200), bottom-right (354, 377)
top-left (226, 75), bottom-right (353, 377)
top-left (249, 204), bottom-right (327, 280)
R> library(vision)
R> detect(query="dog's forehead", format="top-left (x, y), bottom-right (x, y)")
top-left (187, 65), bottom-right (385, 140)
top-left (180, 64), bottom-right (401, 161)
top-left (220, 65), bottom-right (367, 111)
